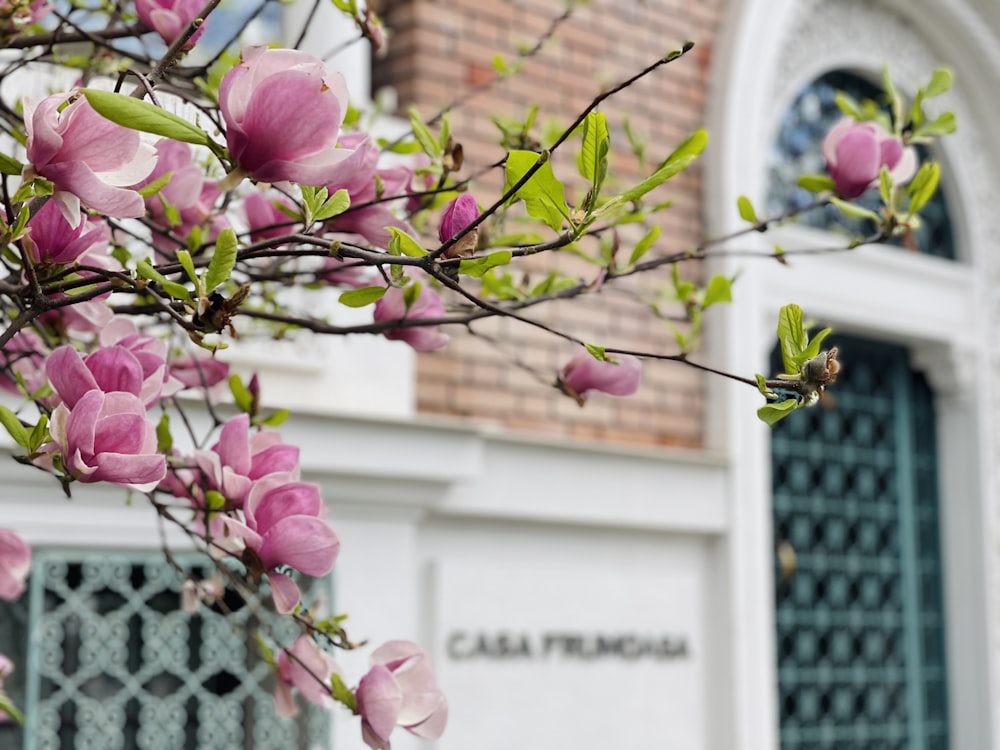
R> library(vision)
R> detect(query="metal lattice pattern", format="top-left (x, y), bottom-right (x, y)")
top-left (767, 71), bottom-right (956, 260)
top-left (0, 551), bottom-right (330, 750)
top-left (772, 337), bottom-right (948, 749)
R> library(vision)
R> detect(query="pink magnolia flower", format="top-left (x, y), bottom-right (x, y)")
top-left (1, 0), bottom-right (49, 36)
top-left (822, 118), bottom-right (917, 200)
top-left (133, 140), bottom-right (225, 252)
top-left (243, 191), bottom-right (298, 243)
top-left (168, 354), bottom-right (229, 390)
top-left (356, 641), bottom-right (448, 750)
top-left (0, 652), bottom-right (14, 723)
top-left (24, 92), bottom-right (157, 227)
top-left (46, 344), bottom-right (146, 408)
top-left (219, 47), bottom-right (355, 187)
top-left (23, 198), bottom-right (110, 268)
top-left (0, 329), bottom-right (47, 396)
top-left (558, 347), bottom-right (642, 403)
top-left (46, 389), bottom-right (166, 492)
top-left (230, 475), bottom-right (339, 613)
top-left (274, 635), bottom-right (339, 716)
top-left (0, 529), bottom-right (31, 601)
top-left (324, 133), bottom-right (413, 248)
top-left (436, 193), bottom-right (480, 258)
top-left (38, 295), bottom-right (113, 337)
top-left (99, 318), bottom-right (182, 402)
top-left (373, 283), bottom-right (449, 352)
top-left (135, 0), bottom-right (205, 45)
top-left (438, 193), bottom-right (480, 243)
top-left (181, 413), bottom-right (300, 508)
top-left (45, 324), bottom-right (180, 411)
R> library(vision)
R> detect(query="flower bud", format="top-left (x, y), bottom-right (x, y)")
top-left (558, 348), bottom-right (642, 404)
top-left (822, 118), bottom-right (916, 199)
top-left (438, 194), bottom-right (480, 258)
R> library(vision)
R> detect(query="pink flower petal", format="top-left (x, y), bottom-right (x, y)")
top-left (259, 516), bottom-right (339, 576)
top-left (46, 346), bottom-right (98, 408)
top-left (267, 570), bottom-right (302, 614)
top-left (358, 665), bottom-right (403, 745)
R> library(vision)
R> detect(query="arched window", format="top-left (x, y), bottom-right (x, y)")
top-left (767, 71), bottom-right (956, 260)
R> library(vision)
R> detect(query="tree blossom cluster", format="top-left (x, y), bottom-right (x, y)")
top-left (0, 0), bottom-right (955, 740)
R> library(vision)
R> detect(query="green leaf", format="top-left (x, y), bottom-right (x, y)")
top-left (313, 188), bottom-right (351, 222)
top-left (0, 405), bottom-right (30, 448)
top-left (529, 271), bottom-right (577, 297)
top-left (620, 129), bottom-right (707, 203)
top-left (12, 205), bottom-right (29, 237)
top-left (331, 672), bottom-right (358, 712)
top-left (702, 275), bottom-right (732, 309)
top-left (0, 152), bottom-right (23, 176)
top-left (737, 195), bottom-right (757, 224)
top-left (458, 250), bottom-right (513, 278)
top-left (138, 171), bottom-right (173, 199)
top-left (504, 150), bottom-right (570, 231)
top-left (204, 228), bottom-right (238, 292)
top-left (408, 107), bottom-right (440, 158)
top-left (205, 489), bottom-right (227, 512)
top-left (481, 269), bottom-right (525, 300)
top-left (0, 693), bottom-right (24, 725)
top-left (299, 185), bottom-right (326, 224)
top-left (402, 281), bottom-right (421, 309)
top-left (907, 162), bottom-right (940, 214)
top-left (439, 114), bottom-right (451, 152)
top-left (136, 260), bottom-right (191, 301)
top-left (754, 373), bottom-right (773, 397)
top-left (228, 374), bottom-right (254, 413)
top-left (757, 399), bottom-right (798, 426)
top-left (829, 197), bottom-right (882, 223)
top-left (338, 285), bottom-right (387, 307)
top-left (835, 91), bottom-right (864, 120)
top-left (584, 343), bottom-right (607, 361)
top-left (156, 412), bottom-right (173, 454)
top-left (628, 225), bottom-right (660, 266)
top-left (802, 326), bottom-right (832, 362)
top-left (82, 89), bottom-right (213, 146)
top-left (925, 68), bottom-right (953, 99)
top-left (777, 303), bottom-right (808, 374)
top-left (576, 111), bottom-right (610, 208)
top-left (881, 64), bottom-right (903, 130)
top-left (111, 245), bottom-right (132, 266)
top-left (259, 409), bottom-right (289, 427)
top-left (253, 631), bottom-right (276, 668)
top-left (797, 174), bottom-right (836, 193)
top-left (878, 165), bottom-right (892, 207)
top-left (913, 111), bottom-right (957, 138)
top-left (909, 88), bottom-right (926, 130)
top-left (28, 414), bottom-right (49, 453)
top-left (176, 249), bottom-right (198, 286)
top-left (387, 227), bottom-right (427, 257)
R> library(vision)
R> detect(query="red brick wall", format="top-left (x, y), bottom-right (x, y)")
top-left (374, 0), bottom-right (723, 448)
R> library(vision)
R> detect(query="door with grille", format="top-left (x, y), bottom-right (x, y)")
top-left (771, 336), bottom-right (949, 749)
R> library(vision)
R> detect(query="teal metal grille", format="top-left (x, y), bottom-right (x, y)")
top-left (772, 336), bottom-right (949, 749)
top-left (0, 551), bottom-right (331, 750)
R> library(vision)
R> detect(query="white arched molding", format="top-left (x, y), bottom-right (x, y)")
top-left (706, 1), bottom-right (1000, 748)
